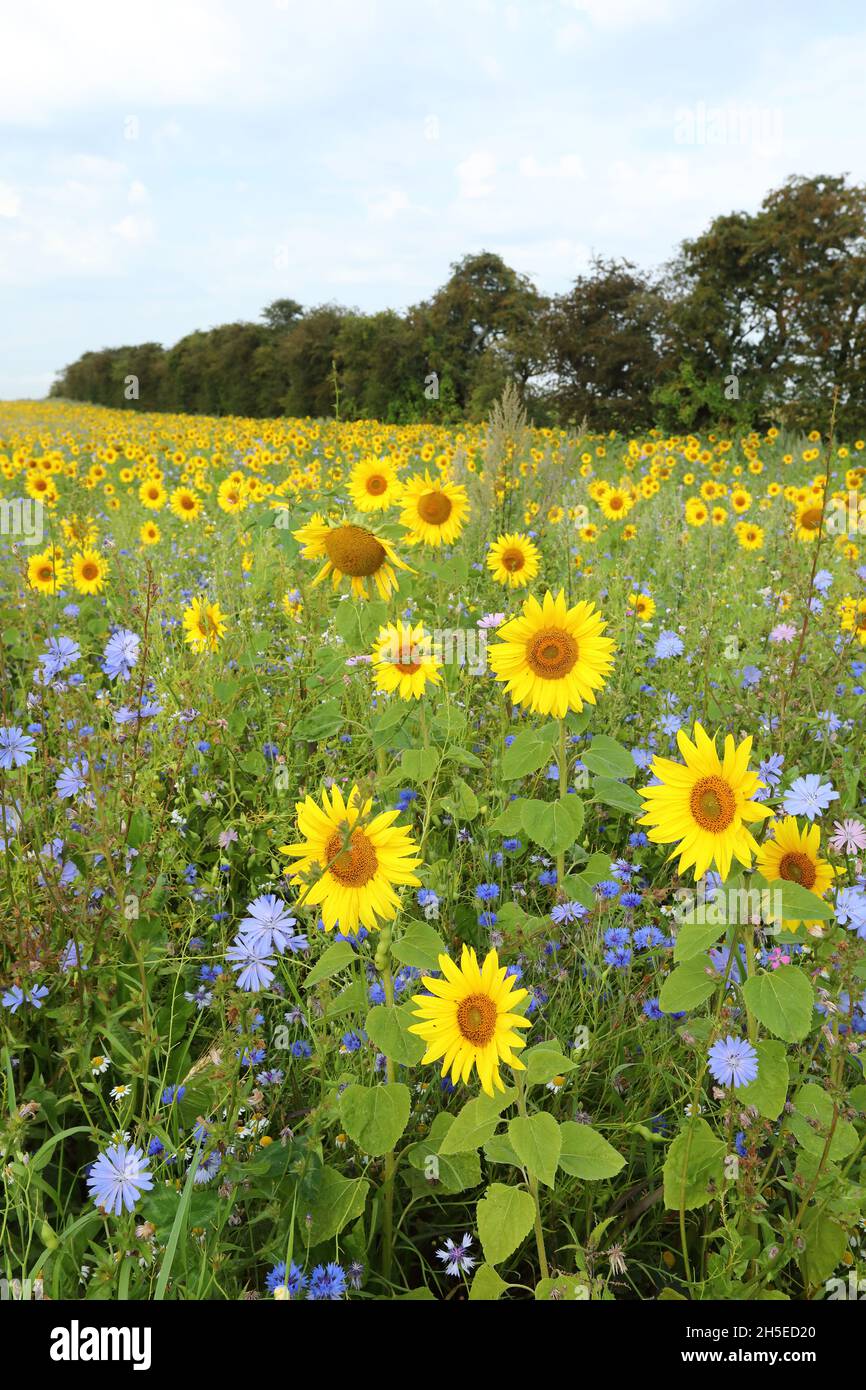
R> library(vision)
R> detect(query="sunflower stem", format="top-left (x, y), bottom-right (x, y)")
top-left (516, 1071), bottom-right (550, 1281)
top-left (556, 717), bottom-right (568, 890)
top-left (378, 929), bottom-right (397, 1284)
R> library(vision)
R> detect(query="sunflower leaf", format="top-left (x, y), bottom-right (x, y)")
top-left (476, 1183), bottom-right (536, 1265)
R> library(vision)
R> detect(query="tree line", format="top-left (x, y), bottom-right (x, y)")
top-left (50, 174), bottom-right (866, 435)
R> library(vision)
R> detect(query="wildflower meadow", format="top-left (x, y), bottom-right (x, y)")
top-left (3, 393), bottom-right (866, 1313)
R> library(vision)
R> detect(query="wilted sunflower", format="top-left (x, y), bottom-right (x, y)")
top-left (293, 514), bottom-right (412, 600)
top-left (398, 471), bottom-right (469, 546)
top-left (348, 456), bottom-right (402, 512)
top-left (486, 532), bottom-right (540, 589)
top-left (371, 619), bottom-right (442, 700)
top-left (638, 723), bottom-right (770, 881)
top-left (280, 784), bottom-right (422, 933)
top-left (182, 596), bottom-right (227, 653)
top-left (488, 588), bottom-right (615, 718)
top-left (409, 945), bottom-right (531, 1097)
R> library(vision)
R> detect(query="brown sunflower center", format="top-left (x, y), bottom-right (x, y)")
top-left (778, 850), bottom-right (816, 889)
top-left (417, 490), bottom-right (453, 526)
top-left (325, 827), bottom-right (378, 887)
top-left (501, 547), bottom-right (525, 572)
top-left (456, 992), bottom-right (498, 1046)
top-left (526, 627), bottom-right (578, 679)
top-left (180, 495), bottom-right (195, 510)
top-left (366, 474), bottom-right (387, 495)
top-left (38, 565), bottom-right (52, 582)
top-left (689, 775), bottom-right (736, 832)
top-left (609, 495), bottom-right (624, 510)
top-left (799, 506), bottom-right (822, 530)
top-left (80, 562), bottom-right (99, 581)
top-left (324, 524), bottom-right (387, 577)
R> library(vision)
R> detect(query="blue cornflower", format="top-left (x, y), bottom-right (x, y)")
top-left (836, 887), bottom-right (866, 939)
top-left (620, 890), bottom-right (642, 909)
top-left (707, 1036), bottom-right (759, 1088)
top-left (475, 883), bottom-right (499, 902)
top-left (239, 894), bottom-right (307, 954)
top-left (308, 1262), bottom-right (347, 1300)
top-left (102, 628), bottom-right (140, 681)
top-left (161, 1085), bottom-right (186, 1105)
top-left (87, 1143), bottom-right (154, 1215)
top-left (643, 997), bottom-right (664, 1020)
top-left (290, 1040), bottom-right (312, 1059)
top-left (550, 900), bottom-right (587, 925)
top-left (604, 946), bottom-right (632, 969)
top-left (595, 879), bottom-right (620, 899)
top-left (266, 1260), bottom-right (307, 1297)
top-left (654, 630), bottom-right (684, 659)
top-left (604, 926), bottom-right (631, 948)
top-left (634, 925), bottom-right (666, 949)
top-left (502, 837), bottom-right (522, 852)
top-left (0, 726), bottom-right (36, 770)
top-left (782, 774), bottom-right (839, 820)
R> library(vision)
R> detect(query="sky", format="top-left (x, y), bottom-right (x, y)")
top-left (1, 0), bottom-right (864, 400)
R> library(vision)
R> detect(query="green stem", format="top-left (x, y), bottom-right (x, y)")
top-left (556, 718), bottom-right (568, 890)
top-left (377, 926), bottom-right (397, 1284)
top-left (516, 1071), bottom-right (550, 1281)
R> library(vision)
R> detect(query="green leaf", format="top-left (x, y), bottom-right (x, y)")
top-left (741, 966), bottom-right (815, 1042)
top-left (738, 1040), bottom-right (789, 1120)
top-left (798, 1211), bottom-right (848, 1286)
top-left (521, 796), bottom-right (585, 856)
top-left (126, 808), bottom-right (151, 849)
top-left (364, 1005), bottom-right (425, 1065)
top-left (406, 1113), bottom-right (482, 1193)
top-left (340, 1083), bottom-right (411, 1156)
top-left (501, 724), bottom-right (558, 780)
top-left (591, 777), bottom-right (644, 815)
top-left (489, 799), bottom-right (527, 834)
top-left (673, 922), bottom-right (728, 962)
top-left (788, 1083), bottom-right (860, 1161)
top-left (476, 1183), bottom-right (536, 1265)
top-left (294, 699), bottom-right (343, 739)
top-left (761, 878), bottom-right (833, 923)
top-left (304, 941), bottom-right (357, 989)
top-left (558, 1122), bottom-right (625, 1180)
top-left (391, 920), bottom-right (446, 972)
top-left (658, 957), bottom-right (717, 1013)
top-left (439, 1090), bottom-right (516, 1155)
top-left (663, 1118), bottom-right (725, 1211)
top-left (508, 1113), bottom-right (561, 1188)
top-left (581, 735), bottom-right (635, 780)
top-left (239, 750), bottom-right (267, 777)
top-left (469, 1264), bottom-right (509, 1300)
top-left (524, 1043), bottom-right (579, 1087)
top-left (401, 747), bottom-right (439, 783)
top-left (302, 1166), bottom-right (369, 1244)
top-left (439, 776), bottom-right (480, 821)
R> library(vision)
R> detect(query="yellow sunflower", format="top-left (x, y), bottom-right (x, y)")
top-left (170, 486), bottom-right (203, 523)
top-left (71, 549), bottom-right (108, 596)
top-left (756, 816), bottom-right (836, 929)
top-left (398, 471), bottom-right (469, 546)
top-left (839, 596), bottom-right (866, 645)
top-left (140, 520), bottom-right (160, 546)
top-left (488, 588), bottom-right (615, 718)
top-left (794, 499), bottom-right (824, 541)
top-left (627, 592), bottom-right (656, 622)
top-left (182, 596), bottom-right (227, 653)
top-left (598, 487), bottom-right (634, 522)
top-left (27, 547), bottom-right (67, 595)
top-left (279, 784), bottom-right (422, 933)
top-left (348, 456), bottom-right (402, 512)
top-left (638, 723), bottom-right (770, 881)
top-left (293, 514), bottom-right (412, 600)
top-left (409, 946), bottom-right (531, 1097)
top-left (371, 620), bottom-right (442, 700)
top-left (139, 480), bottom-right (166, 510)
top-left (486, 532), bottom-right (540, 589)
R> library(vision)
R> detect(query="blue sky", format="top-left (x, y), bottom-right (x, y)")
top-left (1, 0), bottom-right (864, 399)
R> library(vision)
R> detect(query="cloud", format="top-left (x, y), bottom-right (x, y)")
top-left (0, 183), bottom-right (21, 218)
top-left (456, 150), bottom-right (497, 199)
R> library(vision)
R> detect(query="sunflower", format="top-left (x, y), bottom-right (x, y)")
top-left (71, 549), bottom-right (108, 595)
top-left (598, 487), bottom-right (634, 522)
top-left (139, 520), bottom-right (160, 546)
top-left (371, 620), bottom-right (442, 700)
top-left (398, 471), bottom-right (469, 546)
top-left (348, 456), bottom-right (402, 512)
top-left (488, 588), bottom-right (615, 718)
top-left (794, 499), bottom-right (824, 541)
top-left (737, 523), bottom-right (764, 551)
top-left (756, 816), bottom-right (836, 929)
top-left (139, 480), bottom-right (166, 510)
top-left (279, 784), bottom-right (422, 933)
top-left (182, 596), bottom-right (227, 653)
top-left (293, 514), bottom-right (412, 600)
top-left (627, 592), bottom-right (656, 622)
top-left (170, 486), bottom-right (203, 523)
top-left (409, 945), bottom-right (531, 1097)
top-left (638, 723), bottom-right (770, 881)
top-left (27, 547), bottom-right (67, 595)
top-left (217, 477), bottom-right (247, 514)
top-left (839, 596), bottom-right (866, 645)
top-left (486, 532), bottom-right (540, 589)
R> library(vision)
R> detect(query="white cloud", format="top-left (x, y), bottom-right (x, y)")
top-left (0, 183), bottom-right (21, 218)
top-left (456, 150), bottom-right (497, 199)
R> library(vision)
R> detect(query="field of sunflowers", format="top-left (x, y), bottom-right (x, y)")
top-left (3, 394), bottom-right (866, 1304)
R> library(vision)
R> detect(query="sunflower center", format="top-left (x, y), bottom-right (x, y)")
top-left (81, 562), bottom-right (99, 581)
top-left (501, 547), bottom-right (525, 572)
top-left (417, 490), bottom-right (453, 525)
top-left (689, 776), bottom-right (736, 832)
top-left (181, 495), bottom-right (195, 510)
top-left (38, 565), bottom-right (52, 582)
top-left (800, 506), bottom-right (822, 530)
top-left (324, 525), bottom-right (387, 577)
top-left (609, 495), bottom-right (624, 510)
top-left (325, 827), bottom-right (378, 886)
top-left (366, 474), bottom-right (387, 495)
top-left (456, 992), bottom-right (498, 1046)
top-left (778, 850), bottom-right (816, 889)
top-left (527, 627), bottom-right (578, 679)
